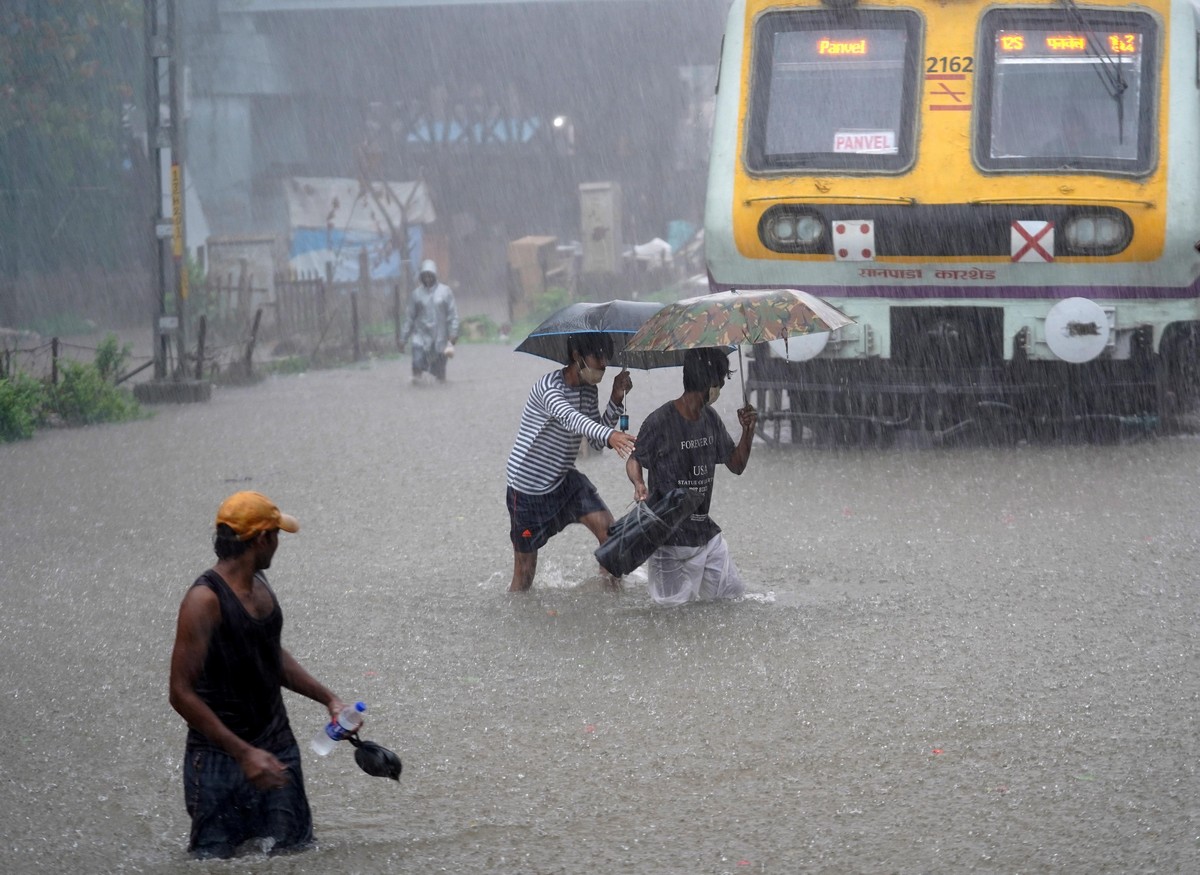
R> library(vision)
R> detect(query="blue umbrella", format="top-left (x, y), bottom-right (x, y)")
top-left (515, 300), bottom-right (689, 369)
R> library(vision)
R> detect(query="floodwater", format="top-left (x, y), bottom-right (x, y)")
top-left (1, 342), bottom-right (1197, 874)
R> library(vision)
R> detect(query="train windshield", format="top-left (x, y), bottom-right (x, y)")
top-left (977, 9), bottom-right (1157, 174)
top-left (746, 10), bottom-right (921, 173)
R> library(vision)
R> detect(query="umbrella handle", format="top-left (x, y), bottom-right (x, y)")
top-left (738, 346), bottom-right (747, 407)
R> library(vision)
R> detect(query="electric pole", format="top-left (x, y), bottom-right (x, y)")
top-left (139, 0), bottom-right (208, 402)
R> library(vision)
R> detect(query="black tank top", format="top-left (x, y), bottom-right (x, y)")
top-left (186, 569), bottom-right (290, 749)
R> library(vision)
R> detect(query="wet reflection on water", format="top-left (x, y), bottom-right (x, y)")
top-left (1, 344), bottom-right (1197, 873)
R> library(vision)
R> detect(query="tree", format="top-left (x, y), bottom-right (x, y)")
top-left (0, 1), bottom-right (145, 279)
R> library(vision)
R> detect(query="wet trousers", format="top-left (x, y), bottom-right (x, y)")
top-left (646, 533), bottom-right (745, 606)
top-left (183, 737), bottom-right (313, 858)
top-left (412, 345), bottom-right (448, 380)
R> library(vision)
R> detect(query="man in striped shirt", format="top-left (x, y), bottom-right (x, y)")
top-left (506, 333), bottom-right (637, 591)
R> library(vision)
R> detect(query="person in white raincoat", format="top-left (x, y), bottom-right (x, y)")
top-left (399, 259), bottom-right (460, 383)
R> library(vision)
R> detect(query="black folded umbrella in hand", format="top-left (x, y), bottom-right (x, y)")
top-left (348, 735), bottom-right (402, 781)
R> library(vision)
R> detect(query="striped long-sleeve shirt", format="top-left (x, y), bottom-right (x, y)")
top-left (506, 369), bottom-right (621, 495)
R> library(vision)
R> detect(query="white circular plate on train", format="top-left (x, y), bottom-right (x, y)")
top-left (767, 332), bottom-right (829, 362)
top-left (1044, 297), bottom-right (1110, 363)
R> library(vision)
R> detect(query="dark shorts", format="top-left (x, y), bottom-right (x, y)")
top-left (508, 468), bottom-right (609, 553)
top-left (183, 734), bottom-right (313, 859)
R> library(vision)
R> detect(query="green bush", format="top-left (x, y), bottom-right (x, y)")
top-left (460, 314), bottom-right (499, 341)
top-left (531, 285), bottom-right (572, 320)
top-left (0, 372), bottom-right (47, 442)
top-left (46, 336), bottom-right (141, 427)
top-left (48, 360), bottom-right (142, 425)
top-left (93, 334), bottom-right (133, 382)
top-left (1, 335), bottom-right (142, 439)
top-left (262, 355), bottom-right (310, 376)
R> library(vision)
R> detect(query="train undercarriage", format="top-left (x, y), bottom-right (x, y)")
top-left (745, 311), bottom-right (1200, 447)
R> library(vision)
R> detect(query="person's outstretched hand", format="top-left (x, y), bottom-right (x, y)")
top-left (608, 429), bottom-right (636, 459)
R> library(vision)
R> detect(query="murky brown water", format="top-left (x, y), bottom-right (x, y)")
top-left (1, 342), bottom-right (1197, 873)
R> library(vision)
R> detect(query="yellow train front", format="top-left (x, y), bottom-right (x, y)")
top-left (705, 0), bottom-right (1200, 442)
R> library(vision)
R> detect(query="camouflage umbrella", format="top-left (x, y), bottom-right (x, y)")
top-left (621, 288), bottom-right (855, 401)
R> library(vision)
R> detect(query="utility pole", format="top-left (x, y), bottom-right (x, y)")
top-left (138, 0), bottom-right (208, 403)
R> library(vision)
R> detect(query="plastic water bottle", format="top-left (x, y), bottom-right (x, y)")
top-left (310, 701), bottom-right (366, 756)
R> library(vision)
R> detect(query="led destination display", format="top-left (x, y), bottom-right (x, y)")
top-left (996, 30), bottom-right (1141, 58)
top-left (772, 28), bottom-right (908, 68)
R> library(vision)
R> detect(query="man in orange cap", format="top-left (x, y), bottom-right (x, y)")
top-left (169, 491), bottom-right (348, 858)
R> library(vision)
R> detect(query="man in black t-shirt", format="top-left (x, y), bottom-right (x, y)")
top-left (626, 348), bottom-right (758, 605)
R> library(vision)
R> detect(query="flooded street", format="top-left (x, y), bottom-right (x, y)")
top-left (1, 341), bottom-right (1197, 873)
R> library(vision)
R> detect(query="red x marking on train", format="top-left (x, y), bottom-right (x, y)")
top-left (1012, 220), bottom-right (1055, 262)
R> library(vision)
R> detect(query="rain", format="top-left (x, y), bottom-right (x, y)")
top-left (2, 1), bottom-right (1199, 873)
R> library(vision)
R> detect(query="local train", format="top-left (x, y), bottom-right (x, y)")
top-left (704, 0), bottom-right (1200, 443)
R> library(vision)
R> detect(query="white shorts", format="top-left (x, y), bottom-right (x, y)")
top-left (646, 534), bottom-right (745, 606)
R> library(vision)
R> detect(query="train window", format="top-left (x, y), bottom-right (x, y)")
top-left (976, 9), bottom-right (1157, 175)
top-left (745, 9), bottom-right (921, 173)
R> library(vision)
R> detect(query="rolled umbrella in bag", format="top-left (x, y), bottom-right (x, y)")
top-left (595, 488), bottom-right (703, 577)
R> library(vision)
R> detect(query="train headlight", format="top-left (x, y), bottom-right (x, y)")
top-left (794, 214), bottom-right (824, 245)
top-left (1063, 213), bottom-right (1132, 255)
top-left (760, 207), bottom-right (825, 252)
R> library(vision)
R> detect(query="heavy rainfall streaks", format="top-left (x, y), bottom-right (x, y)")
top-left (3, 0), bottom-right (1200, 872)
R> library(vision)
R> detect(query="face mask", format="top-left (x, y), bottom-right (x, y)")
top-left (578, 359), bottom-right (605, 385)
top-left (707, 385), bottom-right (722, 405)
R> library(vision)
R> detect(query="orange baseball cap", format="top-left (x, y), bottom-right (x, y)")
top-left (216, 491), bottom-right (300, 540)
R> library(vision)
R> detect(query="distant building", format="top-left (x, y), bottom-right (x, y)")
top-left (183, 0), bottom-right (724, 295)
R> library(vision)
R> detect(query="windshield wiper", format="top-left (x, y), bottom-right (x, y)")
top-left (1058, 0), bottom-right (1127, 143)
